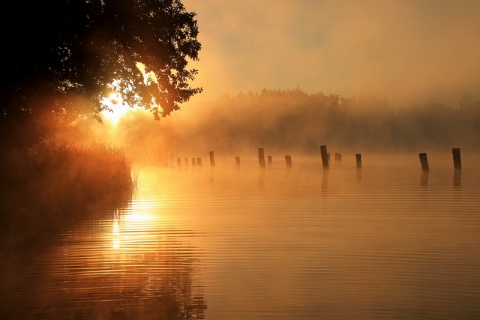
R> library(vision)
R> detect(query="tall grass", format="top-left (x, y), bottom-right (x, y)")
top-left (0, 141), bottom-right (134, 251)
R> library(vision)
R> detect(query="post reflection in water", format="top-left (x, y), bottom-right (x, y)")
top-left (420, 171), bottom-right (429, 186)
top-left (322, 169), bottom-right (329, 191)
top-left (453, 169), bottom-right (462, 188)
top-left (356, 168), bottom-right (362, 182)
top-left (210, 167), bottom-right (215, 182)
top-left (3, 155), bottom-right (480, 319)
top-left (259, 167), bottom-right (265, 186)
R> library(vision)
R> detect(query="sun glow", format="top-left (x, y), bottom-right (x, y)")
top-left (100, 64), bottom-right (156, 125)
top-left (101, 92), bottom-right (133, 125)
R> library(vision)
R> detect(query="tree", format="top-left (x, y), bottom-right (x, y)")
top-left (0, 0), bottom-right (202, 123)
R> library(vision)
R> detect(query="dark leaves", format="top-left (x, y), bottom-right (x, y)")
top-left (0, 0), bottom-right (202, 122)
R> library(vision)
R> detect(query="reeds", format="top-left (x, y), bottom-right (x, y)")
top-left (0, 141), bottom-right (134, 250)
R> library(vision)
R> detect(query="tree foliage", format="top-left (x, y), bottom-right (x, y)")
top-left (0, 0), bottom-right (202, 122)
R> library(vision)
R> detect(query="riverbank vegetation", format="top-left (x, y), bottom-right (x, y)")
top-left (0, 140), bottom-right (134, 251)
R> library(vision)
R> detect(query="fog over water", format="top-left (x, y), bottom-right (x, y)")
top-left (46, 1), bottom-right (480, 165)
top-left (4, 2), bottom-right (480, 318)
top-left (64, 87), bottom-right (480, 170)
top-left (64, 0), bottom-right (480, 163)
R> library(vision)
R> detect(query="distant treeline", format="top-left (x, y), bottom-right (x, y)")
top-left (171, 88), bottom-right (480, 154)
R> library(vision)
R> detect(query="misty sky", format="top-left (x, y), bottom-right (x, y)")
top-left (183, 0), bottom-right (480, 106)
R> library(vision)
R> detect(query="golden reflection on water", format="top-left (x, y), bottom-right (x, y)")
top-left (145, 155), bottom-right (480, 319)
top-left (3, 154), bottom-right (480, 319)
top-left (112, 216), bottom-right (120, 249)
top-left (109, 199), bottom-right (161, 251)
top-left (57, 196), bottom-right (206, 319)
top-left (0, 181), bottom-right (207, 319)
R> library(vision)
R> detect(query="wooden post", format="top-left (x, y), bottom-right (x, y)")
top-left (209, 151), bottom-right (215, 167)
top-left (355, 154), bottom-right (362, 169)
top-left (285, 155), bottom-right (292, 167)
top-left (196, 157), bottom-right (202, 166)
top-left (320, 145), bottom-right (329, 169)
top-left (452, 148), bottom-right (462, 170)
top-left (335, 153), bottom-right (342, 161)
top-left (235, 156), bottom-right (240, 167)
top-left (419, 153), bottom-right (429, 171)
top-left (192, 158), bottom-right (196, 166)
top-left (267, 155), bottom-right (272, 165)
top-left (177, 158), bottom-right (181, 166)
top-left (258, 148), bottom-right (266, 168)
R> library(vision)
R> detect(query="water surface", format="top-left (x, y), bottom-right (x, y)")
top-left (2, 154), bottom-right (480, 319)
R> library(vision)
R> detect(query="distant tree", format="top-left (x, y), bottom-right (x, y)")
top-left (458, 92), bottom-right (478, 113)
top-left (0, 0), bottom-right (202, 124)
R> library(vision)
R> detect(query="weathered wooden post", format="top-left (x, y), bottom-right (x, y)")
top-left (452, 148), bottom-right (462, 170)
top-left (192, 158), bottom-right (196, 166)
top-left (419, 153), bottom-right (429, 171)
top-left (209, 151), bottom-right (215, 167)
top-left (196, 157), bottom-right (202, 166)
top-left (320, 145), bottom-right (329, 169)
top-left (177, 158), bottom-right (181, 166)
top-left (355, 154), bottom-right (362, 169)
top-left (285, 155), bottom-right (292, 168)
top-left (258, 148), bottom-right (266, 168)
top-left (267, 155), bottom-right (272, 165)
top-left (235, 156), bottom-right (240, 167)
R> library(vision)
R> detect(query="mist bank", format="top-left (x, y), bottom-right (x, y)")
top-left (88, 88), bottom-right (480, 164)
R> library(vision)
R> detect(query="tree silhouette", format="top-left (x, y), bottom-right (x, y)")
top-left (0, 0), bottom-right (201, 123)
top-left (169, 88), bottom-right (480, 154)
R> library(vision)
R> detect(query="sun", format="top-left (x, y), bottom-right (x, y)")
top-left (101, 92), bottom-right (132, 125)
top-left (100, 66), bottom-right (155, 125)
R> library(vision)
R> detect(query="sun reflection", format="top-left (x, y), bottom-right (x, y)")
top-left (54, 194), bottom-right (207, 318)
top-left (109, 199), bottom-right (162, 250)
top-left (112, 209), bottom-right (121, 249)
top-left (112, 219), bottom-right (120, 249)
top-left (124, 200), bottom-right (159, 222)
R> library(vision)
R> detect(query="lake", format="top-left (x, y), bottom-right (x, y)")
top-left (2, 152), bottom-right (480, 319)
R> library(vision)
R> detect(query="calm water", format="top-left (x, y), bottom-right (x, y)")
top-left (2, 153), bottom-right (480, 319)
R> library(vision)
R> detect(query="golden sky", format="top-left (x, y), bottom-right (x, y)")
top-left (183, 0), bottom-right (480, 105)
